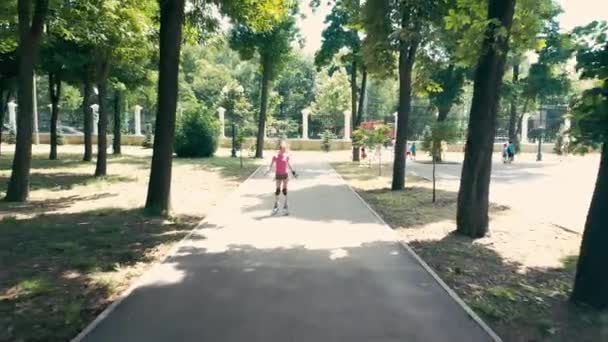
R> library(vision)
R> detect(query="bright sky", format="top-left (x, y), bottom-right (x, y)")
top-left (296, 0), bottom-right (608, 56)
top-left (557, 0), bottom-right (608, 30)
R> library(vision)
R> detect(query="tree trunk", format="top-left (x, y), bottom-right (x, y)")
top-left (113, 90), bottom-right (121, 155)
top-left (49, 73), bottom-right (61, 160)
top-left (392, 11), bottom-right (418, 191)
top-left (0, 86), bottom-right (9, 156)
top-left (255, 55), bottom-right (272, 159)
top-left (352, 67), bottom-right (368, 162)
top-left (350, 60), bottom-right (359, 162)
top-left (456, 0), bottom-right (516, 238)
top-left (571, 144), bottom-right (608, 309)
top-left (94, 58), bottom-right (110, 177)
top-left (508, 63), bottom-right (520, 144)
top-left (82, 81), bottom-right (93, 161)
top-left (144, 0), bottom-right (185, 216)
top-left (6, 0), bottom-right (48, 202)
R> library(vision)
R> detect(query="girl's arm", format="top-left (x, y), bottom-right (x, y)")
top-left (266, 158), bottom-right (275, 175)
top-left (288, 161), bottom-right (296, 176)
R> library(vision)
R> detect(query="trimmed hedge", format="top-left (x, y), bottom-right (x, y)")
top-left (175, 107), bottom-right (220, 158)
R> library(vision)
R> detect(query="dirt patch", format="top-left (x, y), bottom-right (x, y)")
top-left (332, 161), bottom-right (608, 342)
top-left (0, 146), bottom-right (259, 342)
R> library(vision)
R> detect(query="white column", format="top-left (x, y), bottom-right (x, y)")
top-left (301, 108), bottom-right (310, 139)
top-left (343, 110), bottom-right (351, 141)
top-left (33, 73), bottom-right (39, 144)
top-left (8, 100), bottom-right (17, 132)
top-left (134, 105), bottom-right (143, 135)
top-left (91, 104), bottom-right (99, 135)
top-left (521, 113), bottom-right (529, 143)
top-left (217, 107), bottom-right (226, 138)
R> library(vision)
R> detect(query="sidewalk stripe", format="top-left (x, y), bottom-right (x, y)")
top-left (330, 163), bottom-right (503, 342)
top-left (71, 165), bottom-right (263, 342)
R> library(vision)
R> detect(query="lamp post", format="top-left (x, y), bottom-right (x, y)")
top-left (231, 123), bottom-right (237, 158)
top-left (536, 126), bottom-right (544, 161)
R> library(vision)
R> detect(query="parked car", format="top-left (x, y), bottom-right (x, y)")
top-left (57, 125), bottom-right (83, 135)
top-left (495, 135), bottom-right (509, 144)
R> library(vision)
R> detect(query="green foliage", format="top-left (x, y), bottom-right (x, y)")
top-left (362, 0), bottom-right (448, 78)
top-left (568, 21), bottom-right (608, 150)
top-left (275, 53), bottom-right (316, 120)
top-left (520, 21), bottom-right (573, 106)
top-left (445, 0), bottom-right (560, 66)
top-left (320, 129), bottom-right (336, 152)
top-left (311, 70), bottom-right (350, 131)
top-left (421, 120), bottom-right (460, 157)
top-left (229, 13), bottom-right (299, 82)
top-left (222, 80), bottom-right (253, 118)
top-left (314, 0), bottom-right (363, 77)
top-left (175, 106), bottom-right (220, 158)
top-left (352, 128), bottom-right (367, 148)
top-left (366, 77), bottom-right (398, 119)
top-left (366, 124), bottom-right (392, 149)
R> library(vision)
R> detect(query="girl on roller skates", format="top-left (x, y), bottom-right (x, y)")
top-left (266, 141), bottom-right (297, 215)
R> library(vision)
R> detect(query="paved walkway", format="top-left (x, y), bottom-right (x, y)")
top-left (76, 159), bottom-right (495, 342)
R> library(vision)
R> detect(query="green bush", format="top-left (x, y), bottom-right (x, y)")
top-left (142, 130), bottom-right (154, 148)
top-left (4, 130), bottom-right (16, 144)
top-left (320, 130), bottom-right (336, 152)
top-left (175, 107), bottom-right (220, 158)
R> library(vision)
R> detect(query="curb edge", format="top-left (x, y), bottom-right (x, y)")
top-left (71, 164), bottom-right (264, 342)
top-left (330, 163), bottom-right (503, 342)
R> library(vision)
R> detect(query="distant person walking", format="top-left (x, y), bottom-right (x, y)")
top-left (507, 140), bottom-right (515, 163)
top-left (411, 142), bottom-right (417, 161)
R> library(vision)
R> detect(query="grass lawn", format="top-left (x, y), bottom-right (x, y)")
top-left (0, 145), bottom-right (259, 342)
top-left (333, 161), bottom-right (608, 342)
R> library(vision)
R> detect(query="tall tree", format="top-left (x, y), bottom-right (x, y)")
top-left (144, 0), bottom-right (185, 215)
top-left (5, 0), bottom-right (49, 202)
top-left (363, 0), bottom-right (447, 190)
top-left (315, 0), bottom-right (367, 161)
top-left (229, 13), bottom-right (299, 158)
top-left (40, 35), bottom-right (82, 160)
top-left (569, 20), bottom-right (608, 310)
top-left (47, 72), bottom-right (61, 159)
top-left (0, 1), bottom-right (18, 156)
top-left (455, 0), bottom-right (516, 237)
top-left (145, 0), bottom-right (289, 215)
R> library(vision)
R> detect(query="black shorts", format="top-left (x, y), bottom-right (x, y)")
top-left (275, 174), bottom-right (288, 181)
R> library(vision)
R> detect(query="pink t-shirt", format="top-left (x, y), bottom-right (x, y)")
top-left (273, 153), bottom-right (289, 175)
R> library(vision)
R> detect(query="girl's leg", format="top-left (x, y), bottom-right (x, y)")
top-left (274, 179), bottom-right (282, 209)
top-left (282, 179), bottom-right (289, 209)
